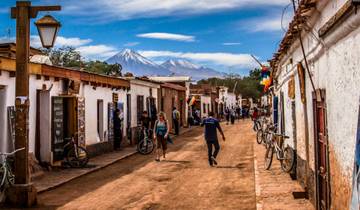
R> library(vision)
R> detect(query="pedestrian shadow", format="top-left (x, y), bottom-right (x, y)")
top-left (216, 163), bottom-right (246, 169)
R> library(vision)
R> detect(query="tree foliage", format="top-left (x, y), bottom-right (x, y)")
top-left (42, 46), bottom-right (122, 76)
top-left (198, 69), bottom-right (263, 99)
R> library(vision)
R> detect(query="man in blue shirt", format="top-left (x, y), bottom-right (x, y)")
top-left (201, 111), bottom-right (226, 166)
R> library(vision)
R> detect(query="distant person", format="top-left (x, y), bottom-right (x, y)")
top-left (225, 107), bottom-right (230, 125)
top-left (236, 106), bottom-right (241, 121)
top-left (230, 108), bottom-right (236, 124)
top-left (252, 107), bottom-right (259, 131)
top-left (172, 107), bottom-right (180, 135)
top-left (153, 112), bottom-right (170, 161)
top-left (113, 109), bottom-right (123, 150)
top-left (201, 111), bottom-right (226, 167)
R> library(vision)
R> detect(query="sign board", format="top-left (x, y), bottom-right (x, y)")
top-left (77, 97), bottom-right (86, 147)
top-left (108, 103), bottom-right (115, 142)
top-left (7, 106), bottom-right (15, 149)
top-left (52, 97), bottom-right (64, 161)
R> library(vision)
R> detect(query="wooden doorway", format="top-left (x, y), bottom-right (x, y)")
top-left (313, 89), bottom-right (330, 210)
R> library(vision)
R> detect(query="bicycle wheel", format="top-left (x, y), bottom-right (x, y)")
top-left (256, 130), bottom-right (263, 144)
top-left (66, 146), bottom-right (89, 168)
top-left (138, 139), bottom-right (154, 155)
top-left (281, 146), bottom-right (295, 173)
top-left (264, 145), bottom-right (274, 170)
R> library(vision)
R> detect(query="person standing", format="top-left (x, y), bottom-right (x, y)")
top-left (225, 107), bottom-right (230, 125)
top-left (153, 112), bottom-right (170, 161)
top-left (113, 109), bottom-right (123, 150)
top-left (172, 107), bottom-right (180, 135)
top-left (201, 111), bottom-right (226, 166)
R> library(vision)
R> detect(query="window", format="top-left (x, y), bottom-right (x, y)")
top-left (97, 100), bottom-right (104, 141)
top-left (137, 95), bottom-right (144, 124)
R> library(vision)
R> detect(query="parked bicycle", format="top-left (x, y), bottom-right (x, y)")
top-left (256, 118), bottom-right (273, 145)
top-left (137, 127), bottom-right (155, 155)
top-left (63, 135), bottom-right (89, 168)
top-left (0, 147), bottom-right (25, 201)
top-left (264, 132), bottom-right (295, 173)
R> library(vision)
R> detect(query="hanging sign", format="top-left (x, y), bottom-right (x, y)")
top-left (52, 97), bottom-right (64, 161)
top-left (77, 97), bottom-right (86, 147)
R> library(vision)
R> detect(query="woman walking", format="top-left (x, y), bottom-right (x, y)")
top-left (153, 112), bottom-right (170, 161)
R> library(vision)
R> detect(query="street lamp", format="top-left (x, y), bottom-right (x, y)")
top-left (35, 15), bottom-right (61, 48)
top-left (9, 1), bottom-right (60, 207)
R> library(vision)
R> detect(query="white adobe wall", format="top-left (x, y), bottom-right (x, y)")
top-left (274, 1), bottom-right (360, 205)
top-left (129, 80), bottom-right (159, 128)
top-left (82, 85), bottom-right (127, 145)
top-left (227, 93), bottom-right (237, 108)
top-left (0, 71), bottom-right (16, 154)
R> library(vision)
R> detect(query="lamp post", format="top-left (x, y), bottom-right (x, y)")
top-left (8, 1), bottom-right (60, 207)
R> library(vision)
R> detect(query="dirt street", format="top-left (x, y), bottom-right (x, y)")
top-left (34, 120), bottom-right (256, 210)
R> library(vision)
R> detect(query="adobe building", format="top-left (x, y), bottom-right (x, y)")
top-left (159, 82), bottom-right (186, 133)
top-left (122, 76), bottom-right (160, 144)
top-left (0, 55), bottom-right (130, 167)
top-left (270, 0), bottom-right (360, 209)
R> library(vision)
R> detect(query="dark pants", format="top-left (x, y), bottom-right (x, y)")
top-left (114, 130), bottom-right (122, 149)
top-left (173, 119), bottom-right (179, 135)
top-left (206, 140), bottom-right (220, 165)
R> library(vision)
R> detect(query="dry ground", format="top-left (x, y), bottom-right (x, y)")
top-left (34, 121), bottom-right (256, 210)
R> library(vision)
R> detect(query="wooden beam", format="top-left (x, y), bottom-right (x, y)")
top-left (318, 0), bottom-right (354, 37)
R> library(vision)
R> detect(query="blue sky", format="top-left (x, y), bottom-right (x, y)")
top-left (0, 0), bottom-right (293, 75)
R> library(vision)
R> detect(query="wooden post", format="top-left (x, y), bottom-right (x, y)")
top-left (7, 1), bottom-right (60, 207)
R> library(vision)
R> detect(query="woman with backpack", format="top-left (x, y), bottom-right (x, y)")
top-left (153, 112), bottom-right (170, 161)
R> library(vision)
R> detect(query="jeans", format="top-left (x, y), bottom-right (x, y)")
top-left (206, 140), bottom-right (220, 165)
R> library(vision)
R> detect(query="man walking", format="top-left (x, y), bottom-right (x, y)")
top-left (201, 111), bottom-right (226, 166)
top-left (172, 107), bottom-right (180, 135)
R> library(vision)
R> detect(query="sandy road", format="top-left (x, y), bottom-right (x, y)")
top-left (35, 120), bottom-right (256, 210)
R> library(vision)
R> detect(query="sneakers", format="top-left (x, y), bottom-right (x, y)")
top-left (211, 156), bottom-right (218, 165)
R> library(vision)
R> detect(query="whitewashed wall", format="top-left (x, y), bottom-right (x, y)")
top-left (274, 0), bottom-right (360, 205)
top-left (82, 85), bottom-right (127, 145)
top-left (129, 80), bottom-right (159, 128)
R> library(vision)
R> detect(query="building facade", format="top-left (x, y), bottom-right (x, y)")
top-left (0, 56), bottom-right (130, 166)
top-left (270, 0), bottom-right (360, 209)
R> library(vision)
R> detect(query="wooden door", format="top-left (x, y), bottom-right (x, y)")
top-left (313, 89), bottom-right (330, 210)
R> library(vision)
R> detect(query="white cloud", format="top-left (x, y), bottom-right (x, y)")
top-left (123, 42), bottom-right (140, 47)
top-left (1, 35), bottom-right (117, 61)
top-left (241, 11), bottom-right (293, 32)
top-left (137, 33), bottom-right (195, 42)
top-left (77, 45), bottom-right (118, 60)
top-left (223, 42), bottom-right (241, 46)
top-left (28, 35), bottom-right (92, 48)
top-left (139, 50), bottom-right (258, 68)
top-left (60, 0), bottom-right (289, 21)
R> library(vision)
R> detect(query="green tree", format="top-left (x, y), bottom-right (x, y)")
top-left (42, 46), bottom-right (83, 68)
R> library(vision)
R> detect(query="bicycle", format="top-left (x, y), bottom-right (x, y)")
top-left (0, 148), bottom-right (25, 201)
top-left (137, 127), bottom-right (155, 155)
top-left (63, 136), bottom-right (89, 168)
top-left (264, 132), bottom-right (295, 173)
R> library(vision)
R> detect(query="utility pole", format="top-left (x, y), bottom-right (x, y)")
top-left (8, 1), bottom-right (60, 207)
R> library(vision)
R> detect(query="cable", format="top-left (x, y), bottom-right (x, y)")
top-left (291, 0), bottom-right (316, 92)
top-left (281, 3), bottom-right (293, 33)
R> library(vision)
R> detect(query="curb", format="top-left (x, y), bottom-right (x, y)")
top-left (38, 150), bottom-right (138, 194)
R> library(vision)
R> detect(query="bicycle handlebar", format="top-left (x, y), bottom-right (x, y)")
top-left (0, 147), bottom-right (25, 156)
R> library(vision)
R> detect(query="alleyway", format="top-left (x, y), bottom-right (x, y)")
top-left (22, 120), bottom-right (311, 210)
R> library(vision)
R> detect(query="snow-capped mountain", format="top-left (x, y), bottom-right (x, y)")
top-left (106, 49), bottom-right (224, 80)
top-left (161, 59), bottom-right (224, 81)
top-left (106, 49), bottom-right (171, 76)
